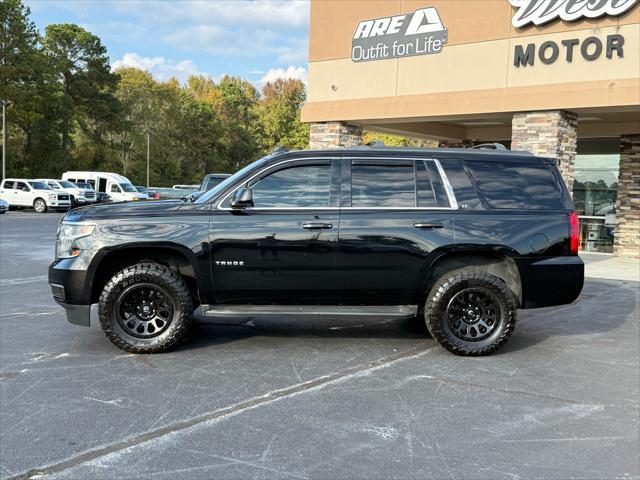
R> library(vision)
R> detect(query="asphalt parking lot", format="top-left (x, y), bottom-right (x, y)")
top-left (0, 212), bottom-right (638, 480)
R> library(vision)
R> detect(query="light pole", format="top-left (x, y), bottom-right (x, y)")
top-left (145, 129), bottom-right (151, 188)
top-left (1, 100), bottom-right (11, 181)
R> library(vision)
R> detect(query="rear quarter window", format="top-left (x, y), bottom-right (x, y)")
top-left (465, 159), bottom-right (563, 210)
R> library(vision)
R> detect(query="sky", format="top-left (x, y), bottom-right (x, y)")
top-left (25, 0), bottom-right (310, 87)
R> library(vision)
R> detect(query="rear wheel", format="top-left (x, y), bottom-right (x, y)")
top-left (99, 262), bottom-right (193, 353)
top-left (425, 270), bottom-right (516, 356)
top-left (33, 198), bottom-right (47, 213)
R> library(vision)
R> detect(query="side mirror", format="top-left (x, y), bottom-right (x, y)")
top-left (230, 188), bottom-right (253, 209)
top-left (22, 186), bottom-right (30, 192)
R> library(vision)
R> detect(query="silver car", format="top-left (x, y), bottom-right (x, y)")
top-left (0, 198), bottom-right (8, 214)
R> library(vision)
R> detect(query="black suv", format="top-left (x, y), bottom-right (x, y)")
top-left (49, 146), bottom-right (583, 356)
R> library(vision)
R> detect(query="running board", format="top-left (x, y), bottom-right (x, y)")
top-left (198, 304), bottom-right (418, 318)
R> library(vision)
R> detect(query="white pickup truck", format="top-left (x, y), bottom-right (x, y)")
top-left (0, 179), bottom-right (71, 213)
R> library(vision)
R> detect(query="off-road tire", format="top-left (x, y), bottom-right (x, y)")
top-left (424, 269), bottom-right (516, 356)
top-left (33, 198), bottom-right (47, 213)
top-left (99, 262), bottom-right (193, 353)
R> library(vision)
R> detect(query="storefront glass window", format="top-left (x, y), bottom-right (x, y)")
top-left (572, 139), bottom-right (620, 253)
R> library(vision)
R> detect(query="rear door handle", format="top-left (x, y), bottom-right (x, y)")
top-left (301, 222), bottom-right (333, 230)
top-left (414, 222), bottom-right (444, 229)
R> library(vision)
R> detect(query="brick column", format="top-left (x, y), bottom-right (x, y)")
top-left (309, 122), bottom-right (362, 149)
top-left (511, 110), bottom-right (578, 192)
top-left (614, 135), bottom-right (640, 258)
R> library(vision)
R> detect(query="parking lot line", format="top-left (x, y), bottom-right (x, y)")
top-left (7, 343), bottom-right (436, 480)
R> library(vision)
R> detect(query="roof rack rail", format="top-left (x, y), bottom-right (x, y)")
top-left (471, 143), bottom-right (508, 151)
top-left (271, 145), bottom-right (288, 154)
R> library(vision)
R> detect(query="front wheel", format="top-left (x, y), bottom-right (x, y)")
top-left (98, 262), bottom-right (193, 353)
top-left (425, 270), bottom-right (516, 356)
top-left (33, 198), bottom-right (47, 213)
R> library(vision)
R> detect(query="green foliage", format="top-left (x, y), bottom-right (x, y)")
top-left (2, 1), bottom-right (311, 186)
top-left (258, 78), bottom-right (309, 151)
top-left (363, 131), bottom-right (439, 148)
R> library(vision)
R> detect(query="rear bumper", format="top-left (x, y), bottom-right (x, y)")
top-left (519, 256), bottom-right (584, 309)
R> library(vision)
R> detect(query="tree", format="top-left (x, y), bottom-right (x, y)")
top-left (363, 131), bottom-right (439, 148)
top-left (42, 23), bottom-right (119, 166)
top-left (1, 0), bottom-right (63, 177)
top-left (257, 78), bottom-right (309, 151)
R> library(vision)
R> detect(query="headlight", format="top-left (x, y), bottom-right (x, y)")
top-left (48, 194), bottom-right (56, 201)
top-left (56, 223), bottom-right (95, 258)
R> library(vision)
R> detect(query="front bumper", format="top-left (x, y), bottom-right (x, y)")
top-left (49, 263), bottom-right (92, 326)
top-left (53, 296), bottom-right (91, 326)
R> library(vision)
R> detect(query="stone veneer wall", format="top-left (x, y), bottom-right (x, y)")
top-left (511, 110), bottom-right (578, 192)
top-left (614, 135), bottom-right (640, 257)
top-left (309, 122), bottom-right (363, 149)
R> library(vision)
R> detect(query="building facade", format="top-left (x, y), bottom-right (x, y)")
top-left (301, 0), bottom-right (640, 257)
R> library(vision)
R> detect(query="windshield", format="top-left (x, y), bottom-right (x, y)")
top-left (28, 181), bottom-right (52, 190)
top-left (120, 183), bottom-right (136, 193)
top-left (195, 155), bottom-right (273, 204)
top-left (76, 183), bottom-right (93, 190)
top-left (58, 180), bottom-right (77, 189)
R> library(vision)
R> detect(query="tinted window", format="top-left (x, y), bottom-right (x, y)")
top-left (415, 160), bottom-right (450, 208)
top-left (351, 162), bottom-right (415, 207)
top-left (206, 177), bottom-right (227, 190)
top-left (16, 182), bottom-right (28, 190)
top-left (465, 160), bottom-right (563, 210)
top-left (250, 163), bottom-right (331, 208)
top-left (2, 181), bottom-right (15, 189)
top-left (28, 181), bottom-right (51, 190)
top-left (440, 158), bottom-right (485, 210)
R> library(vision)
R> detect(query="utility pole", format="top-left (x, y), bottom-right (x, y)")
top-left (1, 100), bottom-right (11, 181)
top-left (145, 129), bottom-right (151, 188)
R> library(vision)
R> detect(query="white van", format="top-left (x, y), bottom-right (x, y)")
top-left (61, 171), bottom-right (147, 203)
top-left (0, 179), bottom-right (71, 213)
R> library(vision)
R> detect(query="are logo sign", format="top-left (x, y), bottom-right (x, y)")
top-left (510, 0), bottom-right (638, 28)
top-left (351, 7), bottom-right (448, 62)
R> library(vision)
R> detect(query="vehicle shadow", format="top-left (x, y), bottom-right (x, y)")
top-left (499, 278), bottom-right (638, 354)
top-left (177, 278), bottom-right (637, 354)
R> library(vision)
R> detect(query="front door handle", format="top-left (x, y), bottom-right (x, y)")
top-left (414, 222), bottom-right (444, 229)
top-left (301, 222), bottom-right (333, 230)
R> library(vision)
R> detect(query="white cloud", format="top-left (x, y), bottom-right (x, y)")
top-left (259, 66), bottom-right (307, 85)
top-left (112, 53), bottom-right (203, 83)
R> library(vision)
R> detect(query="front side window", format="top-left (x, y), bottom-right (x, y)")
top-left (110, 184), bottom-right (121, 193)
top-left (28, 181), bottom-right (51, 190)
top-left (16, 181), bottom-right (29, 191)
top-left (249, 163), bottom-right (331, 208)
top-left (351, 161), bottom-right (415, 207)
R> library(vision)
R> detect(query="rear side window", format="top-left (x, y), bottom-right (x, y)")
top-left (2, 181), bottom-right (15, 189)
top-left (465, 160), bottom-right (563, 210)
top-left (350, 159), bottom-right (450, 208)
top-left (351, 162), bottom-right (415, 207)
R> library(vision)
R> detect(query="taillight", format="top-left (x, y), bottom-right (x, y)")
top-left (569, 211), bottom-right (579, 255)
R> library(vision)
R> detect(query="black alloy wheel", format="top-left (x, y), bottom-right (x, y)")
top-left (425, 270), bottom-right (516, 356)
top-left (116, 283), bottom-right (175, 338)
top-left (99, 262), bottom-right (193, 353)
